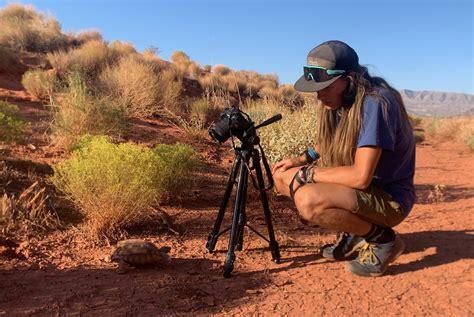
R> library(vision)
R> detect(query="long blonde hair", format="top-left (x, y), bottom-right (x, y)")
top-left (317, 65), bottom-right (411, 168)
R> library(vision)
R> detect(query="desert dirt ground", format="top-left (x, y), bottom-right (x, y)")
top-left (0, 72), bottom-right (473, 316)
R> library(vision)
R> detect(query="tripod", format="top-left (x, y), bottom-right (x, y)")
top-left (206, 138), bottom-right (281, 278)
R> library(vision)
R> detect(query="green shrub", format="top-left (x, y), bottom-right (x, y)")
top-left (52, 135), bottom-right (198, 239)
top-left (153, 143), bottom-right (199, 196)
top-left (0, 3), bottom-right (67, 52)
top-left (466, 133), bottom-right (474, 150)
top-left (409, 115), bottom-right (423, 127)
top-left (0, 101), bottom-right (26, 142)
top-left (21, 69), bottom-right (58, 100)
top-left (413, 131), bottom-right (425, 144)
top-left (242, 99), bottom-right (319, 164)
top-left (50, 73), bottom-right (127, 148)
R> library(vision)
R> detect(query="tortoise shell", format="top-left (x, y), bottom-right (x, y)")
top-left (111, 239), bottom-right (171, 266)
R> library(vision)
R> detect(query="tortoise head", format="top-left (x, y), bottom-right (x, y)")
top-left (110, 247), bottom-right (123, 262)
top-left (158, 246), bottom-right (171, 253)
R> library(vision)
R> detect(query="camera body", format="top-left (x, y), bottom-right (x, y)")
top-left (209, 108), bottom-right (254, 144)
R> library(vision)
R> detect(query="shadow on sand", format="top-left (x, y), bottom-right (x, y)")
top-left (391, 230), bottom-right (474, 275)
top-left (0, 256), bottom-right (274, 315)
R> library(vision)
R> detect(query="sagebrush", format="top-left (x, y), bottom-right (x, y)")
top-left (52, 135), bottom-right (198, 239)
top-left (0, 101), bottom-right (26, 142)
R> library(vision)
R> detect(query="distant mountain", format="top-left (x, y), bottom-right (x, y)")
top-left (399, 89), bottom-right (474, 117)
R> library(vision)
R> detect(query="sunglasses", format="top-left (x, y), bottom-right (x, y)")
top-left (303, 65), bottom-right (345, 82)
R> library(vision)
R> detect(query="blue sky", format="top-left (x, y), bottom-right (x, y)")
top-left (2, 0), bottom-right (473, 94)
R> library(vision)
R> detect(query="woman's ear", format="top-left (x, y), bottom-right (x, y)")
top-left (342, 76), bottom-right (356, 107)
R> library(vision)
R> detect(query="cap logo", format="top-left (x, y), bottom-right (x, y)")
top-left (307, 57), bottom-right (334, 69)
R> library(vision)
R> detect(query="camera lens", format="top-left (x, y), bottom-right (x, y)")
top-left (209, 119), bottom-right (231, 143)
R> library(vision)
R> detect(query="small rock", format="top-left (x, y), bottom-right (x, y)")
top-left (245, 289), bottom-right (261, 295)
top-left (27, 144), bottom-right (36, 150)
top-left (274, 279), bottom-right (293, 287)
top-left (202, 296), bottom-right (215, 306)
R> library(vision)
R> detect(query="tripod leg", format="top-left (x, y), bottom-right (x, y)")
top-left (235, 166), bottom-right (248, 251)
top-left (252, 151), bottom-right (281, 263)
top-left (206, 156), bottom-right (241, 253)
top-left (224, 160), bottom-right (249, 278)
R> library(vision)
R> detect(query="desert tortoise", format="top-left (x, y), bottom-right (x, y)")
top-left (111, 239), bottom-right (171, 273)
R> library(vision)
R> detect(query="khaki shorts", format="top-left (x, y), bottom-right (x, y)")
top-left (354, 185), bottom-right (405, 228)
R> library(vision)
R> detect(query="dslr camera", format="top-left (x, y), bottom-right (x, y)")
top-left (208, 107), bottom-right (254, 144)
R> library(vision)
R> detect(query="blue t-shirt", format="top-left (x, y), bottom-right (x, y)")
top-left (356, 88), bottom-right (416, 216)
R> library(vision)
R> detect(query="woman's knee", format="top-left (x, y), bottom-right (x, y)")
top-left (273, 168), bottom-right (297, 197)
top-left (273, 170), bottom-right (286, 193)
top-left (294, 189), bottom-right (327, 222)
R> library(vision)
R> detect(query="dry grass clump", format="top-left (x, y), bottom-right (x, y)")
top-left (142, 49), bottom-right (171, 75)
top-left (73, 30), bottom-right (103, 45)
top-left (170, 50), bottom-right (201, 79)
top-left (178, 97), bottom-right (221, 138)
top-left (242, 98), bottom-right (320, 164)
top-left (423, 116), bottom-right (474, 149)
top-left (155, 68), bottom-right (183, 115)
top-left (21, 69), bottom-right (58, 100)
top-left (50, 73), bottom-right (127, 148)
top-left (0, 45), bottom-right (19, 71)
top-left (0, 3), bottom-right (67, 52)
top-left (170, 50), bottom-right (190, 64)
top-left (213, 64), bottom-right (231, 76)
top-left (47, 40), bottom-right (113, 81)
top-left (0, 181), bottom-right (60, 235)
top-left (236, 70), bottom-right (280, 98)
top-left (278, 84), bottom-right (304, 108)
top-left (189, 98), bottom-right (210, 129)
top-left (47, 40), bottom-right (137, 84)
top-left (52, 135), bottom-right (198, 240)
top-left (258, 86), bottom-right (279, 101)
top-left (198, 73), bottom-right (227, 94)
top-left (98, 54), bottom-right (161, 118)
top-left (109, 40), bottom-right (137, 56)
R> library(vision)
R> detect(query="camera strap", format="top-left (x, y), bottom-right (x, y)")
top-left (289, 165), bottom-right (314, 199)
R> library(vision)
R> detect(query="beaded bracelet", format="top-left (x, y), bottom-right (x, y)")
top-left (303, 147), bottom-right (320, 164)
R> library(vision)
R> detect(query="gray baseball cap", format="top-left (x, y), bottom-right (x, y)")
top-left (294, 40), bottom-right (359, 92)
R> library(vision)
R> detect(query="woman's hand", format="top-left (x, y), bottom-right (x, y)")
top-left (272, 156), bottom-right (306, 175)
